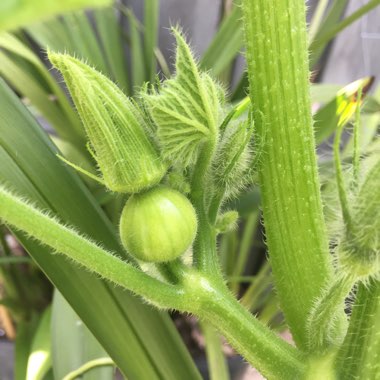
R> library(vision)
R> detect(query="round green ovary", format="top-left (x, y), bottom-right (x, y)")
top-left (120, 186), bottom-right (197, 262)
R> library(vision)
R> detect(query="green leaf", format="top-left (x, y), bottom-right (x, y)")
top-left (93, 7), bottom-right (129, 91)
top-left (143, 0), bottom-right (159, 83)
top-left (310, 0), bottom-right (380, 67)
top-left (0, 33), bottom-right (84, 145)
top-left (146, 29), bottom-right (222, 166)
top-left (59, 12), bottom-right (109, 74)
top-left (200, 4), bottom-right (243, 76)
top-left (0, 0), bottom-right (111, 32)
top-left (26, 307), bottom-right (52, 380)
top-left (51, 291), bottom-right (113, 380)
top-left (0, 79), bottom-right (201, 380)
top-left (124, 8), bottom-right (146, 91)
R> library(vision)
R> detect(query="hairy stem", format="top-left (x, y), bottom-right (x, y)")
top-left (184, 273), bottom-right (307, 379)
top-left (200, 321), bottom-right (230, 380)
top-left (242, 0), bottom-right (332, 348)
top-left (0, 186), bottom-right (185, 310)
top-left (334, 123), bottom-right (353, 230)
top-left (336, 281), bottom-right (380, 379)
top-left (306, 274), bottom-right (354, 353)
top-left (191, 141), bottom-right (219, 274)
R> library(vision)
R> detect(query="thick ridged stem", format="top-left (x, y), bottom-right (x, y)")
top-left (242, 0), bottom-right (332, 348)
top-left (184, 273), bottom-right (307, 379)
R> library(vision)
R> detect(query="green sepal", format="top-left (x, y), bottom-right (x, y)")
top-left (338, 155), bottom-right (380, 281)
top-left (49, 52), bottom-right (166, 193)
top-left (213, 120), bottom-right (254, 199)
top-left (144, 28), bottom-right (223, 167)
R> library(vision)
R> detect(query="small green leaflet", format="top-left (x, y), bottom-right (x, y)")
top-left (145, 28), bottom-right (223, 166)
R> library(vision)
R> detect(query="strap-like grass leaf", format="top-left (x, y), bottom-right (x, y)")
top-left (0, 33), bottom-right (84, 146)
top-left (201, 4), bottom-right (243, 76)
top-left (143, 0), bottom-right (159, 84)
top-left (0, 0), bottom-right (111, 32)
top-left (51, 291), bottom-right (113, 380)
top-left (93, 7), bottom-right (129, 92)
top-left (26, 307), bottom-right (52, 380)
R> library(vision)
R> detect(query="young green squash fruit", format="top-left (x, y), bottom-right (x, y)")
top-left (120, 186), bottom-right (197, 262)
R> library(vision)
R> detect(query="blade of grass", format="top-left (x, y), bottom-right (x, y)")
top-left (200, 321), bottom-right (230, 380)
top-left (124, 7), bottom-right (146, 91)
top-left (60, 12), bottom-right (108, 73)
top-left (241, 261), bottom-right (271, 311)
top-left (230, 211), bottom-right (259, 294)
top-left (309, 0), bottom-right (349, 68)
top-left (309, 0), bottom-right (329, 41)
top-left (25, 18), bottom-right (71, 51)
top-left (93, 7), bottom-right (129, 92)
top-left (0, 79), bottom-right (201, 380)
top-left (143, 0), bottom-right (159, 83)
top-left (310, 0), bottom-right (380, 53)
top-left (51, 291), bottom-right (113, 380)
top-left (0, 0), bottom-right (111, 32)
top-left (200, 4), bottom-right (243, 76)
top-left (26, 307), bottom-right (52, 380)
top-left (0, 33), bottom-right (84, 145)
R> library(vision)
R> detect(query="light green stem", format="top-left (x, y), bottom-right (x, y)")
top-left (242, 0), bottom-right (332, 348)
top-left (0, 186), bottom-right (185, 310)
top-left (62, 358), bottom-right (114, 380)
top-left (334, 123), bottom-right (353, 230)
top-left (309, 0), bottom-right (380, 52)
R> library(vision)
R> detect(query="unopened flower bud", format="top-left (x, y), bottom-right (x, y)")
top-left (49, 52), bottom-right (166, 193)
